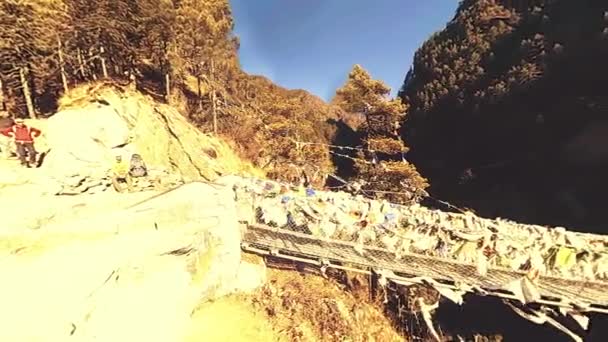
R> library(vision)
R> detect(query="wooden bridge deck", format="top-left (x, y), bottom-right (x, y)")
top-left (242, 224), bottom-right (608, 314)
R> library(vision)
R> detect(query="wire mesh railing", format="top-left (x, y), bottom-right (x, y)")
top-left (223, 178), bottom-right (608, 312)
top-left (234, 176), bottom-right (607, 279)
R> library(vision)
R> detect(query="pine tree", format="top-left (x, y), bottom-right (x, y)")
top-left (66, 0), bottom-right (141, 80)
top-left (0, 0), bottom-right (68, 116)
top-left (137, 0), bottom-right (177, 98)
top-left (335, 65), bottom-right (428, 204)
top-left (173, 0), bottom-right (235, 117)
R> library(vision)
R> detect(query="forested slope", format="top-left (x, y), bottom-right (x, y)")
top-left (399, 0), bottom-right (608, 232)
top-left (0, 0), bottom-right (342, 185)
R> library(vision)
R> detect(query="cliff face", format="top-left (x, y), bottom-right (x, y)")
top-left (399, 0), bottom-right (608, 232)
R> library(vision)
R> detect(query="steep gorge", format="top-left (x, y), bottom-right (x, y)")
top-left (399, 0), bottom-right (608, 233)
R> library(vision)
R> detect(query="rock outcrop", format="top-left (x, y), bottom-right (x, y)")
top-left (0, 84), bottom-right (270, 341)
top-left (0, 182), bottom-right (258, 342)
top-left (39, 84), bottom-right (260, 195)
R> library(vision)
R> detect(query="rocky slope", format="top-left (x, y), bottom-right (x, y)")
top-left (0, 82), bottom-right (261, 231)
top-left (30, 82), bottom-right (260, 196)
top-left (0, 82), bottom-right (262, 340)
top-left (399, 0), bottom-right (608, 232)
top-left (0, 86), bottom-right (402, 342)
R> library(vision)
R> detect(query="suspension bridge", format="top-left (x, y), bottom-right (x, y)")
top-left (229, 176), bottom-right (608, 318)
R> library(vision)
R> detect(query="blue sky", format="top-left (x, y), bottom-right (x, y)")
top-left (229, 1), bottom-right (459, 101)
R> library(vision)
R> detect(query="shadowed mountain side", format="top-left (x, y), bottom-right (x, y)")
top-left (398, 0), bottom-right (608, 233)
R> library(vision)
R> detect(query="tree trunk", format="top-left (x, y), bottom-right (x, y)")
top-left (77, 48), bottom-right (86, 79)
top-left (0, 77), bottom-right (6, 112)
top-left (211, 60), bottom-right (217, 135)
top-left (197, 75), bottom-right (202, 111)
top-left (20, 67), bottom-right (35, 119)
top-left (89, 49), bottom-right (97, 80)
top-left (57, 37), bottom-right (69, 93)
top-left (165, 72), bottom-right (171, 100)
top-left (100, 46), bottom-right (109, 78)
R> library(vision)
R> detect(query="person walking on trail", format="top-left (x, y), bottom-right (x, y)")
top-left (111, 154), bottom-right (133, 193)
top-left (0, 118), bottom-right (41, 167)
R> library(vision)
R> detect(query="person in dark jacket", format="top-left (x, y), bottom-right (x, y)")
top-left (0, 118), bottom-right (41, 167)
top-left (129, 154), bottom-right (148, 178)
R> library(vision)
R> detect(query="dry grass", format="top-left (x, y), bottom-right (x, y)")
top-left (186, 296), bottom-right (281, 342)
top-left (202, 133), bottom-right (265, 178)
top-left (185, 266), bottom-right (405, 342)
top-left (251, 269), bottom-right (405, 342)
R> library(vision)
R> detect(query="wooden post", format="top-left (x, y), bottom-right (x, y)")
top-left (100, 46), bottom-right (108, 78)
top-left (57, 37), bottom-right (69, 92)
top-left (20, 67), bottom-right (35, 119)
top-left (77, 48), bottom-right (86, 79)
top-left (211, 59), bottom-right (217, 135)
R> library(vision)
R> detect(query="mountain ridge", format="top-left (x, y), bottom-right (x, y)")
top-left (398, 0), bottom-right (608, 232)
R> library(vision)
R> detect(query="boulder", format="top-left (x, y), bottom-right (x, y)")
top-left (97, 89), bottom-right (226, 181)
top-left (0, 182), bottom-right (243, 342)
top-left (41, 105), bottom-right (130, 193)
top-left (45, 106), bottom-right (130, 150)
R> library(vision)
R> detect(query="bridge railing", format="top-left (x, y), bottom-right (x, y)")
top-left (231, 176), bottom-right (607, 283)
